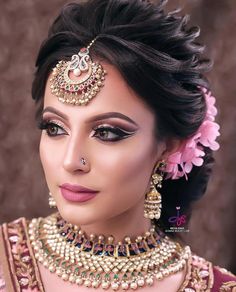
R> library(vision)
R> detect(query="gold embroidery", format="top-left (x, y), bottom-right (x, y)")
top-left (178, 253), bottom-right (214, 292)
top-left (219, 281), bottom-right (236, 292)
top-left (2, 218), bottom-right (45, 292)
top-left (177, 255), bottom-right (192, 291)
top-left (0, 263), bottom-right (6, 291)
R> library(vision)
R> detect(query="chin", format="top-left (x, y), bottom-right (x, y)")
top-left (56, 203), bottom-right (101, 226)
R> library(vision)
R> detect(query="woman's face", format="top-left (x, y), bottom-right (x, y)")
top-left (39, 61), bottom-right (167, 226)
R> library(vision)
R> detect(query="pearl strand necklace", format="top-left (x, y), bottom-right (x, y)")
top-left (28, 213), bottom-right (190, 290)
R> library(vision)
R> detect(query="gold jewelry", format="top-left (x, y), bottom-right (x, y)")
top-left (50, 36), bottom-right (107, 106)
top-left (48, 192), bottom-right (57, 208)
top-left (29, 212), bottom-right (190, 290)
top-left (144, 161), bottom-right (166, 220)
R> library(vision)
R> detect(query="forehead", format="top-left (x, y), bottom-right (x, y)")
top-left (43, 61), bottom-right (155, 127)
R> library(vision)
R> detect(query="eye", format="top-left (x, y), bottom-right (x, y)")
top-left (92, 125), bottom-right (134, 142)
top-left (37, 119), bottom-right (67, 137)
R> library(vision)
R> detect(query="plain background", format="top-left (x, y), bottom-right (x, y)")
top-left (0, 0), bottom-right (235, 273)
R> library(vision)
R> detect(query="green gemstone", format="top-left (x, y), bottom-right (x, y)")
top-left (105, 274), bottom-right (110, 280)
top-left (61, 261), bottom-right (67, 268)
top-left (122, 273), bottom-right (128, 280)
top-left (74, 267), bottom-right (80, 275)
top-left (96, 274), bottom-right (101, 279)
top-left (114, 274), bottom-right (119, 280)
top-left (81, 271), bottom-right (87, 277)
top-left (89, 272), bottom-right (94, 278)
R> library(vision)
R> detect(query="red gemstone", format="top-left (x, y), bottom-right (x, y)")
top-left (106, 245), bottom-right (114, 252)
top-left (75, 234), bottom-right (83, 244)
top-left (67, 232), bottom-right (75, 241)
top-left (94, 244), bottom-right (102, 251)
top-left (84, 241), bottom-right (92, 248)
top-left (131, 243), bottom-right (139, 251)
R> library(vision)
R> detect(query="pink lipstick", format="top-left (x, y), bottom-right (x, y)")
top-left (59, 183), bottom-right (99, 202)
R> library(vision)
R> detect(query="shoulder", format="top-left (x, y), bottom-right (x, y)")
top-left (0, 216), bottom-right (30, 253)
top-left (0, 261), bottom-right (6, 291)
top-left (0, 217), bottom-right (30, 291)
top-left (179, 252), bottom-right (236, 292)
top-left (0, 216), bottom-right (44, 292)
top-left (212, 264), bottom-right (236, 291)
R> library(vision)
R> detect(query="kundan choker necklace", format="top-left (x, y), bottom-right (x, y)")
top-left (28, 212), bottom-right (190, 290)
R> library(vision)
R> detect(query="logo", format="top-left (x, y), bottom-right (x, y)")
top-left (165, 206), bottom-right (189, 233)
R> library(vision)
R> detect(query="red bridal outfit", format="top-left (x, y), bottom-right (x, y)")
top-left (0, 215), bottom-right (235, 292)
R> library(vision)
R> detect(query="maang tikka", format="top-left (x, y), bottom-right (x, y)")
top-left (144, 160), bottom-right (166, 220)
top-left (50, 36), bottom-right (107, 106)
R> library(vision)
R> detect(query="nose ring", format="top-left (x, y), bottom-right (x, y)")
top-left (80, 157), bottom-right (86, 165)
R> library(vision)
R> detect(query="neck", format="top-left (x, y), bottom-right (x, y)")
top-left (68, 200), bottom-right (153, 244)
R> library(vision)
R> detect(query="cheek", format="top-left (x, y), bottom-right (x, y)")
top-left (94, 138), bottom-right (155, 196)
top-left (39, 135), bottom-right (61, 179)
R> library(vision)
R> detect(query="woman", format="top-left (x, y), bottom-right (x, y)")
top-left (0, 0), bottom-right (235, 291)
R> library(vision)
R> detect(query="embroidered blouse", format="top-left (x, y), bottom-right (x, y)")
top-left (0, 217), bottom-right (235, 292)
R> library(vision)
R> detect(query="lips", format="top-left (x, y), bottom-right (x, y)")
top-left (59, 183), bottom-right (99, 203)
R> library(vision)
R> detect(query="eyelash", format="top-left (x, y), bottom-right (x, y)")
top-left (37, 119), bottom-right (134, 142)
top-left (38, 120), bottom-right (66, 137)
top-left (92, 125), bottom-right (134, 141)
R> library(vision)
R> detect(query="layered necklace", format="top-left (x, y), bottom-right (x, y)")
top-left (28, 212), bottom-right (190, 290)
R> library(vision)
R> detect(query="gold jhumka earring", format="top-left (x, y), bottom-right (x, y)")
top-left (49, 36), bottom-right (107, 106)
top-left (144, 160), bottom-right (166, 220)
top-left (48, 192), bottom-right (57, 208)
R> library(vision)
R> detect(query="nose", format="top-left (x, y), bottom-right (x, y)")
top-left (62, 135), bottom-right (89, 173)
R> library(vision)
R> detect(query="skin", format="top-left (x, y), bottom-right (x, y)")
top-left (39, 60), bottom-right (184, 291)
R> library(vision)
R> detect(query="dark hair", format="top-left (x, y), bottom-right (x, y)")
top-left (32, 0), bottom-right (215, 236)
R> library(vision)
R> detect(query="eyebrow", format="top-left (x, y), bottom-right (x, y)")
top-left (42, 106), bottom-right (138, 126)
top-left (42, 107), bottom-right (68, 120)
top-left (87, 112), bottom-right (139, 126)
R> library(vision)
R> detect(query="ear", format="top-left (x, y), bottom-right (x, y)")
top-left (154, 138), bottom-right (182, 164)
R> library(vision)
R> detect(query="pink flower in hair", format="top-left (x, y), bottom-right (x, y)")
top-left (165, 152), bottom-right (182, 179)
top-left (203, 87), bottom-right (218, 119)
top-left (198, 120), bottom-right (220, 150)
top-left (165, 87), bottom-right (220, 180)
